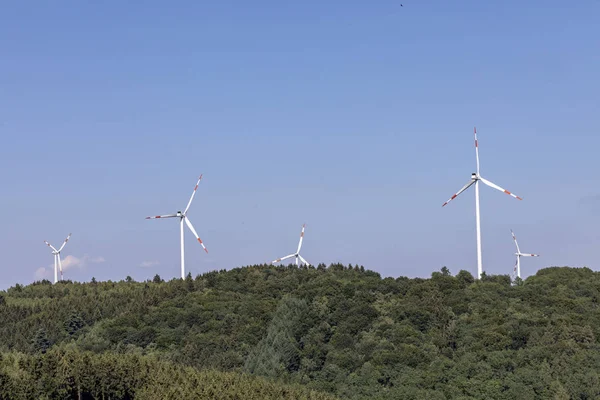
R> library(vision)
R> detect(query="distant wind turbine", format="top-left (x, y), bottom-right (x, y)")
top-left (442, 127), bottom-right (523, 279)
top-left (44, 233), bottom-right (71, 283)
top-left (511, 229), bottom-right (539, 280)
top-left (272, 224), bottom-right (311, 267)
top-left (146, 175), bottom-right (208, 279)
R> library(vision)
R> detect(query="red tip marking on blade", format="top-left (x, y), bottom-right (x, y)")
top-left (197, 238), bottom-right (203, 244)
top-left (300, 233), bottom-right (304, 237)
top-left (194, 185), bottom-right (198, 190)
top-left (204, 248), bottom-right (209, 253)
top-left (516, 196), bottom-right (523, 200)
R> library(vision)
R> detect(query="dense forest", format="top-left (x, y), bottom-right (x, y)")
top-left (1, 264), bottom-right (600, 399)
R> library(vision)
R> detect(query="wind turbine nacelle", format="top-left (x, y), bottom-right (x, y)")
top-left (471, 173), bottom-right (477, 180)
top-left (176, 211), bottom-right (183, 217)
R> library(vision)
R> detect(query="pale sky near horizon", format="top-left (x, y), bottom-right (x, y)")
top-left (1, 1), bottom-right (599, 289)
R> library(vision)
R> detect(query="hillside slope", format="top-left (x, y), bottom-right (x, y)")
top-left (1, 264), bottom-right (600, 399)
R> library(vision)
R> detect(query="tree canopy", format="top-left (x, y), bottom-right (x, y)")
top-left (1, 264), bottom-right (599, 399)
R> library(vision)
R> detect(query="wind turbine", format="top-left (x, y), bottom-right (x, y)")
top-left (272, 224), bottom-right (311, 267)
top-left (44, 233), bottom-right (71, 283)
top-left (511, 229), bottom-right (539, 280)
top-left (146, 175), bottom-right (208, 279)
top-left (442, 127), bottom-right (523, 279)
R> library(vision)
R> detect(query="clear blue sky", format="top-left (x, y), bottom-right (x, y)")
top-left (1, 1), bottom-right (599, 288)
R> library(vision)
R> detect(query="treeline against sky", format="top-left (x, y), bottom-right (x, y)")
top-left (1, 263), bottom-right (599, 399)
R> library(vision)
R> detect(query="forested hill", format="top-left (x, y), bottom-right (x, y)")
top-left (1, 265), bottom-right (600, 399)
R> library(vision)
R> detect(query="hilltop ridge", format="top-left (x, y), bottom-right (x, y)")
top-left (1, 264), bottom-right (599, 399)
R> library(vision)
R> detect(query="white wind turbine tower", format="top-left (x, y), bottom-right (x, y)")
top-left (272, 224), bottom-right (311, 267)
top-left (442, 127), bottom-right (523, 279)
top-left (44, 233), bottom-right (71, 283)
top-left (146, 175), bottom-right (208, 279)
top-left (511, 229), bottom-right (539, 280)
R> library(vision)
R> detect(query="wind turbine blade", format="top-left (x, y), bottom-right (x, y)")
top-left (474, 127), bottom-right (480, 175)
top-left (296, 224), bottom-right (306, 253)
top-left (145, 214), bottom-right (179, 219)
top-left (58, 233), bottom-right (71, 252)
top-left (184, 175), bottom-right (203, 215)
top-left (510, 229), bottom-right (521, 253)
top-left (44, 241), bottom-right (58, 253)
top-left (479, 177), bottom-right (523, 200)
top-left (272, 254), bottom-right (295, 264)
top-left (520, 253), bottom-right (540, 257)
top-left (57, 254), bottom-right (63, 281)
top-left (184, 217), bottom-right (208, 253)
top-left (298, 255), bottom-right (310, 266)
top-left (442, 180), bottom-right (475, 207)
